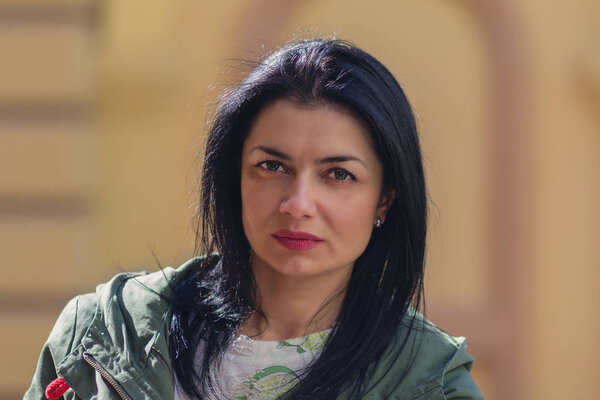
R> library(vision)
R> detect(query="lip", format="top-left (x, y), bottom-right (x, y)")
top-left (271, 229), bottom-right (324, 251)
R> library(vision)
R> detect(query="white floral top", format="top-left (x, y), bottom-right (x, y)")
top-left (174, 330), bottom-right (330, 400)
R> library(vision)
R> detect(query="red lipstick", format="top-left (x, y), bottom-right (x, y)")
top-left (271, 229), bottom-right (324, 251)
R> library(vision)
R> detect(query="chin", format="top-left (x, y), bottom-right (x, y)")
top-left (267, 257), bottom-right (320, 277)
top-left (274, 257), bottom-right (354, 280)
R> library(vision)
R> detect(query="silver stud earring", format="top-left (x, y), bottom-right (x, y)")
top-left (374, 218), bottom-right (383, 228)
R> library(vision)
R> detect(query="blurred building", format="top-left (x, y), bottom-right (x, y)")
top-left (1, 1), bottom-right (599, 399)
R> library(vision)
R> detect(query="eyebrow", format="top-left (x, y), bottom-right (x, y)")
top-left (250, 145), bottom-right (367, 167)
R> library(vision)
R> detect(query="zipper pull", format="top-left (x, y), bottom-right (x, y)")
top-left (45, 377), bottom-right (70, 399)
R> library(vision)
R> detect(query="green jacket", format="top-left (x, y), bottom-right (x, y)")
top-left (25, 258), bottom-right (483, 399)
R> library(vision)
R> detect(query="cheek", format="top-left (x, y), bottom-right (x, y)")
top-left (241, 176), bottom-right (279, 237)
top-left (326, 193), bottom-right (378, 241)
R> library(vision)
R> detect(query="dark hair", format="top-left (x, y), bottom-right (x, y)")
top-left (169, 38), bottom-right (428, 399)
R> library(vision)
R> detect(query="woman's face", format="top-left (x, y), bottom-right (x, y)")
top-left (240, 100), bottom-right (393, 281)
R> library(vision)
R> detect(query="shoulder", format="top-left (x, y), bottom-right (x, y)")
top-left (42, 257), bottom-right (205, 363)
top-left (364, 315), bottom-right (483, 400)
top-left (26, 257), bottom-right (207, 398)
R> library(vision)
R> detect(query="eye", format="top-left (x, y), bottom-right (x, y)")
top-left (328, 168), bottom-right (356, 182)
top-left (255, 160), bottom-right (285, 173)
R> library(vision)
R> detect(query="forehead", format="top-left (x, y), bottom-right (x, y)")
top-left (243, 100), bottom-right (377, 158)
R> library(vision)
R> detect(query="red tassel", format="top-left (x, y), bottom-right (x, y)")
top-left (45, 377), bottom-right (70, 400)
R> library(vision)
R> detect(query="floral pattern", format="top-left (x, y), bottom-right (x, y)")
top-left (230, 331), bottom-right (330, 400)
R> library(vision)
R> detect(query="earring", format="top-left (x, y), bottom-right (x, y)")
top-left (374, 218), bottom-right (383, 228)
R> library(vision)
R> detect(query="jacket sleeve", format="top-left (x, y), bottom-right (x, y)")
top-left (24, 294), bottom-right (96, 400)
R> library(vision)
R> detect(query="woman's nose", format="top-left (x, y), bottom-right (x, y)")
top-left (279, 176), bottom-right (317, 219)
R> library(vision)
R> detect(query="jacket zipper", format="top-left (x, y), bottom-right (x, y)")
top-left (83, 352), bottom-right (133, 400)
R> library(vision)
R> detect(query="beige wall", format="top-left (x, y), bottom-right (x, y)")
top-left (1, 1), bottom-right (598, 399)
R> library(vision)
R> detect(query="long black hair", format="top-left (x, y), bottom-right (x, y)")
top-left (169, 38), bottom-right (428, 399)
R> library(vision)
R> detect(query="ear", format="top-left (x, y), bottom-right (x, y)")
top-left (376, 189), bottom-right (395, 222)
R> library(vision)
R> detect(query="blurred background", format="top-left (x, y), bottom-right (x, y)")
top-left (1, 1), bottom-right (599, 399)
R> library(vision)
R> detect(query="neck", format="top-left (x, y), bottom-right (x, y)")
top-left (240, 255), bottom-right (351, 341)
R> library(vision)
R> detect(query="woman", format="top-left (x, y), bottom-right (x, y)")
top-left (27, 39), bottom-right (483, 400)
